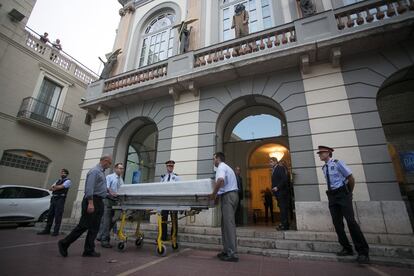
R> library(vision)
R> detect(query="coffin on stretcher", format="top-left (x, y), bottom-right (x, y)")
top-left (116, 178), bottom-right (216, 211)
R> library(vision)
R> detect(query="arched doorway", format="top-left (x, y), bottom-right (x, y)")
top-left (377, 65), bottom-right (414, 227)
top-left (217, 95), bottom-right (293, 227)
top-left (113, 117), bottom-right (158, 184)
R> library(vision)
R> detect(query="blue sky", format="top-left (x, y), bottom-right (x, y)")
top-left (233, 115), bottom-right (281, 140)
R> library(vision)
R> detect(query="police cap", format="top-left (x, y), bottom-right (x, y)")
top-left (316, 145), bottom-right (334, 154)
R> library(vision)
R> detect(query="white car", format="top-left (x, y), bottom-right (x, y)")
top-left (0, 185), bottom-right (51, 226)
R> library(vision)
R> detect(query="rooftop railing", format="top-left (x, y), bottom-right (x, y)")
top-left (25, 27), bottom-right (99, 85)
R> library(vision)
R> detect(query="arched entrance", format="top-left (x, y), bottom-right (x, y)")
top-left (113, 117), bottom-right (158, 184)
top-left (377, 65), bottom-right (414, 227)
top-left (217, 95), bottom-right (293, 227)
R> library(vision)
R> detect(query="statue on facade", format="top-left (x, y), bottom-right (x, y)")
top-left (232, 3), bottom-right (249, 38)
top-left (172, 18), bottom-right (198, 54)
top-left (298, 0), bottom-right (316, 18)
top-left (99, 49), bottom-right (122, 80)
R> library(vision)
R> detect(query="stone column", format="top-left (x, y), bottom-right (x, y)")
top-left (69, 112), bottom-right (110, 222)
top-left (112, 1), bottom-right (136, 76)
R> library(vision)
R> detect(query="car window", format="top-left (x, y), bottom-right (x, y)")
top-left (19, 187), bottom-right (49, 198)
top-left (0, 187), bottom-right (22, 198)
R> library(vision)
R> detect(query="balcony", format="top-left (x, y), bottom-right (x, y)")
top-left (24, 28), bottom-right (98, 85)
top-left (82, 0), bottom-right (414, 110)
top-left (17, 97), bottom-right (73, 134)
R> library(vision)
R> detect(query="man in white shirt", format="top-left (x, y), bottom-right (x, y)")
top-left (160, 160), bottom-right (180, 241)
top-left (211, 152), bottom-right (239, 262)
top-left (98, 163), bottom-right (124, 248)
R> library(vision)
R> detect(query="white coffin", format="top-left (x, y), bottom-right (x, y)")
top-left (116, 178), bottom-right (215, 211)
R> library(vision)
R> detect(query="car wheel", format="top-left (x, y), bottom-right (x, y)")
top-left (38, 210), bottom-right (49, 222)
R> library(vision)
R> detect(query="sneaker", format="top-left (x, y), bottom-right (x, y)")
top-left (58, 240), bottom-right (68, 257)
top-left (217, 252), bottom-right (227, 258)
top-left (219, 254), bottom-right (239, 262)
top-left (336, 248), bottom-right (354, 256)
top-left (356, 254), bottom-right (370, 264)
top-left (82, 251), bottom-right (101, 257)
top-left (37, 230), bottom-right (50, 235)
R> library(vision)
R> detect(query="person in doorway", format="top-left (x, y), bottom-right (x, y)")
top-left (160, 160), bottom-right (180, 241)
top-left (270, 157), bottom-right (289, 230)
top-left (58, 155), bottom-right (112, 258)
top-left (97, 162), bottom-right (124, 248)
top-left (211, 152), bottom-right (239, 262)
top-left (317, 145), bottom-right (370, 264)
top-left (263, 188), bottom-right (274, 224)
top-left (38, 168), bottom-right (71, 236)
top-left (234, 166), bottom-right (244, 226)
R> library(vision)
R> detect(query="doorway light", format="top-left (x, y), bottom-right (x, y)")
top-left (269, 151), bottom-right (284, 161)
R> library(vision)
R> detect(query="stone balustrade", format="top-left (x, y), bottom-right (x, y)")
top-left (25, 29), bottom-right (98, 85)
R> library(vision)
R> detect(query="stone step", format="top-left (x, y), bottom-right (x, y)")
top-left (137, 224), bottom-right (414, 247)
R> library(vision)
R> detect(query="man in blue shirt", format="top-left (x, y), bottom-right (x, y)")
top-left (38, 168), bottom-right (71, 236)
top-left (317, 146), bottom-right (369, 264)
top-left (58, 155), bottom-right (112, 258)
top-left (98, 162), bottom-right (124, 248)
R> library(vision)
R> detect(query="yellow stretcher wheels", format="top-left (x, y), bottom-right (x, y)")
top-left (172, 242), bottom-right (179, 251)
top-left (156, 244), bottom-right (167, 257)
top-left (135, 235), bottom-right (144, 248)
top-left (117, 241), bottom-right (126, 251)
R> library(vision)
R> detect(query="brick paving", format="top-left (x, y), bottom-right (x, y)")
top-left (0, 227), bottom-right (413, 276)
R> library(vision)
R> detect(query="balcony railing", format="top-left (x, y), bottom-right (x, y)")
top-left (17, 97), bottom-right (73, 133)
top-left (86, 0), bottom-right (414, 102)
top-left (25, 27), bottom-right (99, 85)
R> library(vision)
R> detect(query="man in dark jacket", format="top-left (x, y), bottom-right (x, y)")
top-left (270, 157), bottom-right (289, 230)
top-left (234, 166), bottom-right (243, 226)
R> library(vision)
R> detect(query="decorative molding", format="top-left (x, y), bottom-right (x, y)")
top-left (300, 54), bottom-right (310, 74)
top-left (330, 47), bottom-right (341, 68)
top-left (169, 87), bottom-right (179, 101)
top-left (188, 81), bottom-right (199, 97)
top-left (119, 1), bottom-right (136, 16)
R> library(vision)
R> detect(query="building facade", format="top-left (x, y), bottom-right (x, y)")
top-left (78, 0), bottom-right (414, 234)
top-left (0, 0), bottom-right (97, 217)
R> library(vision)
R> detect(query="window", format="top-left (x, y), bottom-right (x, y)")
top-left (125, 124), bottom-right (158, 184)
top-left (221, 0), bottom-right (273, 41)
top-left (139, 12), bottom-right (176, 67)
top-left (0, 187), bottom-right (22, 199)
top-left (32, 78), bottom-right (62, 125)
top-left (19, 187), bottom-right (49, 198)
top-left (0, 151), bottom-right (49, 173)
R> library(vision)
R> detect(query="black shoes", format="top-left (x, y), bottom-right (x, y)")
top-left (51, 232), bottom-right (59, 237)
top-left (219, 254), bottom-right (239, 262)
top-left (58, 240), bottom-right (68, 257)
top-left (101, 242), bottom-right (113, 248)
top-left (336, 248), bottom-right (354, 256)
top-left (356, 254), bottom-right (370, 264)
top-left (37, 230), bottom-right (50, 235)
top-left (217, 252), bottom-right (226, 258)
top-left (82, 251), bottom-right (101, 257)
top-left (276, 225), bottom-right (289, 231)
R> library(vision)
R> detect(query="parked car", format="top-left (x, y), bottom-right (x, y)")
top-left (0, 185), bottom-right (51, 226)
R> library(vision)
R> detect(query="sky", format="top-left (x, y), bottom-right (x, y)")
top-left (28, 0), bottom-right (122, 75)
top-left (233, 115), bottom-right (281, 140)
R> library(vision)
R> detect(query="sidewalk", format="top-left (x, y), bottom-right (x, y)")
top-left (1, 227), bottom-right (414, 276)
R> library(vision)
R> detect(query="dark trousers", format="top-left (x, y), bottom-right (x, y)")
top-left (45, 196), bottom-right (66, 234)
top-left (275, 192), bottom-right (289, 227)
top-left (60, 197), bottom-right (104, 254)
top-left (264, 202), bottom-right (274, 223)
top-left (235, 200), bottom-right (243, 225)
top-left (161, 210), bottom-right (178, 241)
top-left (327, 188), bottom-right (369, 256)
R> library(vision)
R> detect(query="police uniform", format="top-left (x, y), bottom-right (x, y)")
top-left (160, 160), bottom-right (180, 241)
top-left (318, 146), bottom-right (369, 260)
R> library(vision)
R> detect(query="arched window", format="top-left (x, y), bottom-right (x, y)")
top-left (139, 12), bottom-right (176, 67)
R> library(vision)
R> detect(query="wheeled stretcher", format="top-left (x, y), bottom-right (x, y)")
top-left (113, 178), bottom-right (215, 256)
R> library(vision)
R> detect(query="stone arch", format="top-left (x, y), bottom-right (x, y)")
top-left (126, 1), bottom-right (183, 71)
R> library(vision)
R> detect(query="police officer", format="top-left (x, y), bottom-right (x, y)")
top-left (160, 160), bottom-right (180, 241)
top-left (38, 168), bottom-right (71, 236)
top-left (58, 155), bottom-right (112, 258)
top-left (317, 146), bottom-right (370, 264)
